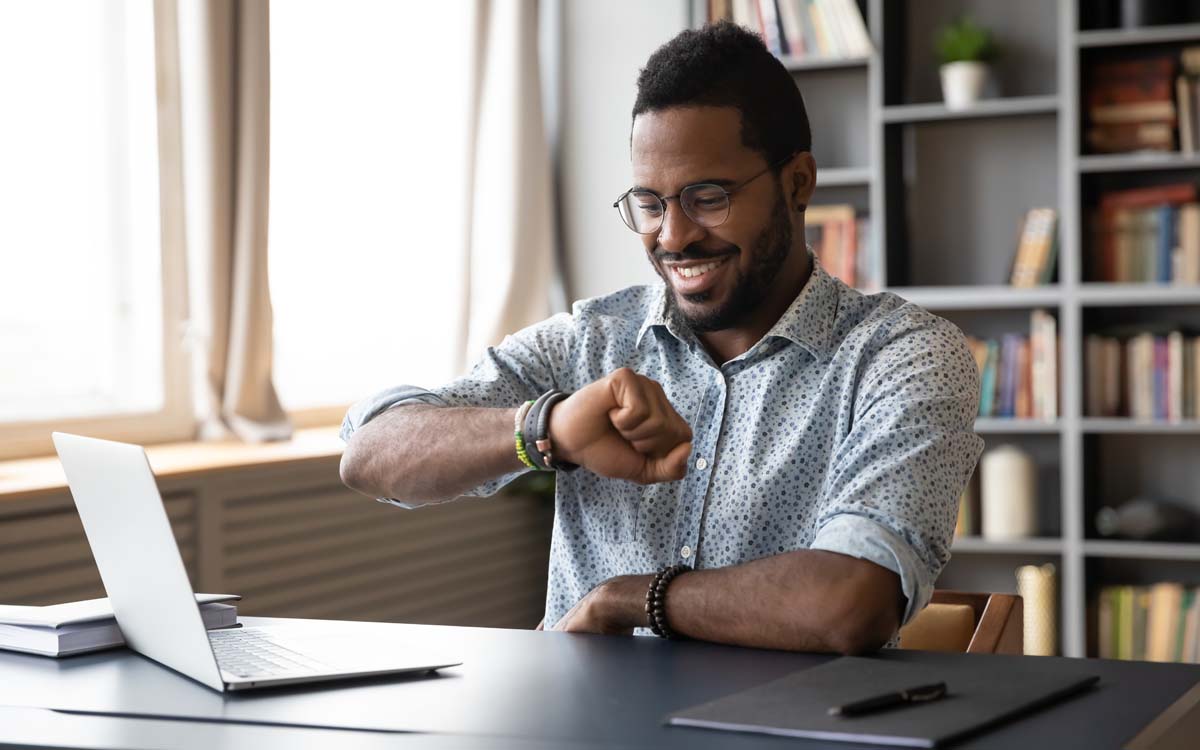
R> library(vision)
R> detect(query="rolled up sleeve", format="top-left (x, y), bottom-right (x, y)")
top-left (340, 313), bottom-right (576, 501)
top-left (810, 309), bottom-right (984, 625)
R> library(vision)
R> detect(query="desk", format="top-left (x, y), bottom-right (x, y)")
top-left (0, 617), bottom-right (1197, 748)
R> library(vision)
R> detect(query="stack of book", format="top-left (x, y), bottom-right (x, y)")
top-left (805, 204), bottom-right (876, 291)
top-left (1090, 183), bottom-right (1200, 283)
top-left (966, 310), bottom-right (1059, 420)
top-left (1085, 328), bottom-right (1200, 420)
top-left (0, 593), bottom-right (239, 657)
top-left (1086, 54), bottom-right (1176, 153)
top-left (1097, 583), bottom-right (1200, 663)
top-left (707, 0), bottom-right (873, 61)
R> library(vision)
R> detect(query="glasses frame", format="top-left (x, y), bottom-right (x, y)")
top-left (612, 153), bottom-right (796, 235)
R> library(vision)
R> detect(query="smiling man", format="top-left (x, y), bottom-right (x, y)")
top-left (339, 22), bottom-right (983, 654)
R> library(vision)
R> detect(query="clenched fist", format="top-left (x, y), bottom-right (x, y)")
top-left (547, 368), bottom-right (693, 484)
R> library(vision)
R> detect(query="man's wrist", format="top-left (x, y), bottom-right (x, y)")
top-left (597, 574), bottom-right (655, 631)
top-left (546, 400), bottom-right (578, 466)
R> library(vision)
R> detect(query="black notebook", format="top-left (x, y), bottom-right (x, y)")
top-left (666, 653), bottom-right (1099, 748)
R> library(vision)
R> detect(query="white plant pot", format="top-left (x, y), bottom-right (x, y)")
top-left (940, 61), bottom-right (989, 110)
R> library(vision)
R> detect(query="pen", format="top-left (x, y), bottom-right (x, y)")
top-left (827, 681), bottom-right (948, 717)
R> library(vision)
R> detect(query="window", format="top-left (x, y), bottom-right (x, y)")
top-left (0, 0), bottom-right (189, 458)
top-left (269, 1), bottom-right (474, 416)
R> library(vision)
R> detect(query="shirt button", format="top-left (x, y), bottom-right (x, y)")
top-left (695, 457), bottom-right (709, 470)
top-left (680, 545), bottom-right (692, 559)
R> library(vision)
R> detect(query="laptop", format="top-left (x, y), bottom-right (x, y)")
top-left (52, 432), bottom-right (461, 691)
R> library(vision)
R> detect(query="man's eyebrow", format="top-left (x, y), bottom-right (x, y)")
top-left (630, 177), bottom-right (738, 193)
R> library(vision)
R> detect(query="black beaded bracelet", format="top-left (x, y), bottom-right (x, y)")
top-left (645, 564), bottom-right (690, 639)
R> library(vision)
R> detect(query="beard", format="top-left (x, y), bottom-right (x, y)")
top-left (654, 191), bottom-right (793, 334)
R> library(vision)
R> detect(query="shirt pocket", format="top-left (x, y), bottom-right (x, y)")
top-left (589, 480), bottom-right (644, 544)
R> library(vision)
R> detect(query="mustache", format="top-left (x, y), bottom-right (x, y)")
top-left (652, 244), bottom-right (739, 263)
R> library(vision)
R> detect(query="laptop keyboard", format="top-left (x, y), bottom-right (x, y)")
top-left (210, 628), bottom-right (332, 678)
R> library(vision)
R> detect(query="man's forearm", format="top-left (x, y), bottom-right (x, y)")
top-left (340, 404), bottom-right (523, 505)
top-left (591, 550), bottom-right (904, 654)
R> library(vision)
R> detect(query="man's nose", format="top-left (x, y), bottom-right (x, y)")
top-left (656, 199), bottom-right (706, 254)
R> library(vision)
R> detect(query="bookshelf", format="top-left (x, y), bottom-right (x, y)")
top-left (688, 0), bottom-right (1200, 659)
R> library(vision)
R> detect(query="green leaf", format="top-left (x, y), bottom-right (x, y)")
top-left (936, 17), bottom-right (998, 64)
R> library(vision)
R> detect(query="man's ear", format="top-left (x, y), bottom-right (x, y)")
top-left (785, 152), bottom-right (817, 213)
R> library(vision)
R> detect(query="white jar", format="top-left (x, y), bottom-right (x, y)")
top-left (980, 444), bottom-right (1037, 540)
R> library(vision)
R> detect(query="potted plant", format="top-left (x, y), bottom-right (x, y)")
top-left (936, 17), bottom-right (998, 110)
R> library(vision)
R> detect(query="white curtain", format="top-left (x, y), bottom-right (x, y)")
top-left (174, 0), bottom-right (290, 442)
top-left (458, 0), bottom-right (557, 371)
top-left (164, 0), bottom-right (555, 439)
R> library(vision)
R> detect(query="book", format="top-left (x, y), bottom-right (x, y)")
top-left (1175, 589), bottom-right (1194, 663)
top-left (1010, 208), bottom-right (1058, 287)
top-left (979, 339), bottom-right (999, 417)
top-left (1099, 588), bottom-right (1115, 658)
top-left (1146, 583), bottom-right (1184, 663)
top-left (805, 204), bottom-right (860, 288)
top-left (1031, 309), bottom-right (1058, 420)
top-left (0, 593), bottom-right (240, 658)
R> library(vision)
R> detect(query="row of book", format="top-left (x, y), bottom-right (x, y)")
top-left (1088, 183), bottom-right (1200, 284)
top-left (1084, 49), bottom-right (1200, 153)
top-left (707, 0), bottom-right (872, 60)
top-left (1085, 329), bottom-right (1200, 420)
top-left (1096, 583), bottom-right (1200, 663)
top-left (965, 310), bottom-right (1060, 420)
top-left (804, 204), bottom-right (877, 291)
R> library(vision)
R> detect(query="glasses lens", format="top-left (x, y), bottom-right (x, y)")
top-left (680, 185), bottom-right (730, 227)
top-left (619, 191), bottom-right (664, 234)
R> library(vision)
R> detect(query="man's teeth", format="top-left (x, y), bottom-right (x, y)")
top-left (675, 260), bottom-right (723, 279)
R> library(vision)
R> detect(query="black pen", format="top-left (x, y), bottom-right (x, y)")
top-left (828, 681), bottom-right (948, 717)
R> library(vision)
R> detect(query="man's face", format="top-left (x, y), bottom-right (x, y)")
top-left (630, 106), bottom-right (794, 333)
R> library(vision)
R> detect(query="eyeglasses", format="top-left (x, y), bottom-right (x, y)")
top-left (612, 154), bottom-right (794, 235)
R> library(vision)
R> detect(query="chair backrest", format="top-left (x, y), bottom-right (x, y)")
top-left (898, 590), bottom-right (1024, 655)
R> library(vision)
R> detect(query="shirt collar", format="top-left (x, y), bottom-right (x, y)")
top-left (634, 251), bottom-right (841, 361)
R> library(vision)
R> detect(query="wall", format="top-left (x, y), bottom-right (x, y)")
top-left (558, 0), bottom-right (689, 304)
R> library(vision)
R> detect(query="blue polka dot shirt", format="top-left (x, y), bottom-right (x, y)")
top-left (342, 255), bottom-right (984, 637)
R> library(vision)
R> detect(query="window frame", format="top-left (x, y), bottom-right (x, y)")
top-left (0, 0), bottom-right (194, 461)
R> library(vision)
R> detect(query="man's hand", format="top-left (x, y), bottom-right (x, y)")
top-left (551, 575), bottom-right (650, 634)
top-left (549, 368), bottom-right (692, 484)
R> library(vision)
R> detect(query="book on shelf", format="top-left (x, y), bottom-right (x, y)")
top-left (1085, 325), bottom-right (1200, 420)
top-left (1179, 47), bottom-right (1200, 154)
top-left (966, 310), bottom-right (1058, 420)
top-left (1010, 207), bottom-right (1058, 287)
top-left (710, 0), bottom-right (873, 61)
top-left (804, 203), bottom-right (877, 291)
top-left (1098, 583), bottom-right (1200, 663)
top-left (1090, 182), bottom-right (1200, 284)
top-left (0, 593), bottom-right (240, 658)
top-left (1085, 54), bottom-right (1177, 153)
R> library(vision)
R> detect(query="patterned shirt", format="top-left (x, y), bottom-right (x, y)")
top-left (341, 255), bottom-right (984, 637)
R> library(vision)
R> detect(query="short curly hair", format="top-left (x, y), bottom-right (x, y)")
top-left (632, 21), bottom-right (811, 165)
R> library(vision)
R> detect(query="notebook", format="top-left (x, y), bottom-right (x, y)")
top-left (666, 653), bottom-right (1100, 748)
top-left (0, 594), bottom-right (240, 657)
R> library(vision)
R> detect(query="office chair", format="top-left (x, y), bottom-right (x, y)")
top-left (898, 590), bottom-right (1024, 655)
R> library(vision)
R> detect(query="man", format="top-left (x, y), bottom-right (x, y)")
top-left (340, 22), bottom-right (983, 655)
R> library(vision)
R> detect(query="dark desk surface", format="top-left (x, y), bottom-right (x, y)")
top-left (0, 616), bottom-right (1197, 749)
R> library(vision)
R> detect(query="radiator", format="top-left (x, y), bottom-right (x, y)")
top-left (0, 458), bottom-right (553, 629)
